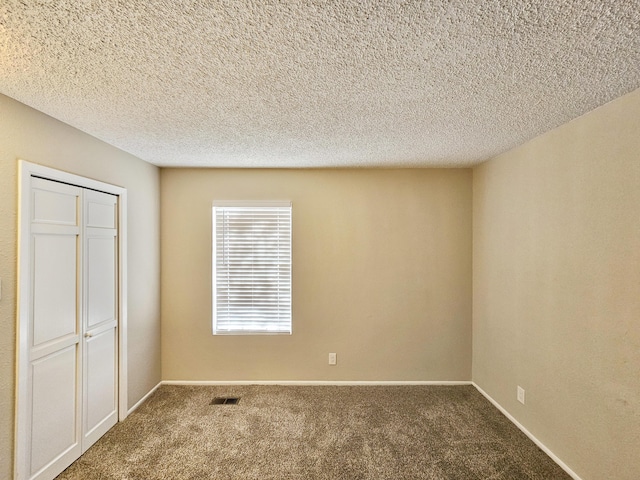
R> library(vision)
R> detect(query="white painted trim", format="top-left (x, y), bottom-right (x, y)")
top-left (472, 383), bottom-right (583, 480)
top-left (18, 161), bottom-right (127, 195)
top-left (15, 160), bottom-right (129, 480)
top-left (162, 380), bottom-right (472, 386)
top-left (117, 190), bottom-right (128, 422)
top-left (15, 161), bottom-right (32, 480)
top-left (127, 382), bottom-right (161, 416)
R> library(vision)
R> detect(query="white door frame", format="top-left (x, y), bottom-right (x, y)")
top-left (15, 160), bottom-right (128, 479)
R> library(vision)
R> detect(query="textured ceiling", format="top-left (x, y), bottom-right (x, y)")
top-left (1, 1), bottom-right (639, 168)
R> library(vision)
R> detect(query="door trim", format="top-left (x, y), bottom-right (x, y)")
top-left (15, 160), bottom-right (128, 479)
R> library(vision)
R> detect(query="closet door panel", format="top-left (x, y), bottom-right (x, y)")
top-left (86, 197), bottom-right (117, 228)
top-left (82, 189), bottom-right (119, 450)
top-left (30, 347), bottom-right (78, 476)
top-left (85, 329), bottom-right (117, 435)
top-left (32, 185), bottom-right (77, 225)
top-left (26, 177), bottom-right (83, 480)
top-left (32, 234), bottom-right (78, 346)
top-left (86, 235), bottom-right (116, 328)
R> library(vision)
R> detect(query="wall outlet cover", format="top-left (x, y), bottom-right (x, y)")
top-left (517, 386), bottom-right (525, 404)
top-left (328, 353), bottom-right (337, 365)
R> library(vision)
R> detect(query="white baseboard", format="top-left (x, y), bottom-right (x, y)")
top-left (472, 383), bottom-right (583, 480)
top-left (127, 381), bottom-right (162, 416)
top-left (162, 380), bottom-right (472, 386)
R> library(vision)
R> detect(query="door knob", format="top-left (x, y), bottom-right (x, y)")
top-left (84, 332), bottom-right (93, 338)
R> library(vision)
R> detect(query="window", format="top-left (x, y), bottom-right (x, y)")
top-left (212, 201), bottom-right (292, 334)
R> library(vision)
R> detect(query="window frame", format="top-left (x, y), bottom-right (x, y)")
top-left (212, 200), bottom-right (292, 335)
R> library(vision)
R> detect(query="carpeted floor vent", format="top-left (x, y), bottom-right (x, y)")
top-left (210, 396), bottom-right (240, 405)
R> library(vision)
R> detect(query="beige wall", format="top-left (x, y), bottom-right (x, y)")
top-left (473, 87), bottom-right (640, 480)
top-left (0, 94), bottom-right (161, 479)
top-left (161, 168), bottom-right (472, 381)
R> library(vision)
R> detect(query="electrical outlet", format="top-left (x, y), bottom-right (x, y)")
top-left (328, 353), bottom-right (337, 365)
top-left (517, 386), bottom-right (525, 405)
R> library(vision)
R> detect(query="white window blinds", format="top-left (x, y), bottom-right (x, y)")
top-left (212, 201), bottom-right (292, 334)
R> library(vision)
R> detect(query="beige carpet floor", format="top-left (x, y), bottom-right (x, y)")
top-left (56, 385), bottom-right (571, 479)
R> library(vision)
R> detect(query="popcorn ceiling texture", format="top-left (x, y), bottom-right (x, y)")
top-left (1, 1), bottom-right (639, 168)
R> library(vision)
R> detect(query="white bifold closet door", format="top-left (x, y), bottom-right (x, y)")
top-left (82, 188), bottom-right (118, 448)
top-left (25, 177), bottom-right (118, 480)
